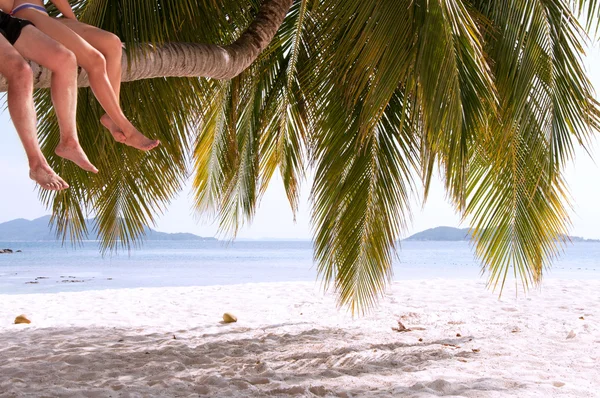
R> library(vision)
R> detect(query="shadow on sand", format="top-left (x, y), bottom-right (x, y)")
top-left (0, 325), bottom-right (523, 397)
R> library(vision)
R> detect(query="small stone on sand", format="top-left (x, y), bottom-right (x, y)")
top-left (566, 330), bottom-right (576, 339)
top-left (223, 313), bottom-right (237, 323)
top-left (14, 315), bottom-right (31, 324)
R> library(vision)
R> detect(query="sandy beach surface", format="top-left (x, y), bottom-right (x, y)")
top-left (0, 279), bottom-right (598, 397)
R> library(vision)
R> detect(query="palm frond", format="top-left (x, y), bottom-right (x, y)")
top-left (464, 0), bottom-right (598, 290)
top-left (413, 0), bottom-right (496, 209)
top-left (312, 86), bottom-right (419, 313)
top-left (192, 0), bottom-right (311, 234)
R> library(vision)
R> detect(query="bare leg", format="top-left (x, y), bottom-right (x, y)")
top-left (14, 9), bottom-right (160, 151)
top-left (57, 18), bottom-right (124, 141)
top-left (14, 26), bottom-right (98, 173)
top-left (0, 37), bottom-right (68, 191)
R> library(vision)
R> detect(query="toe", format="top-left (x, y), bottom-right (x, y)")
top-left (113, 132), bottom-right (127, 143)
top-left (146, 140), bottom-right (160, 150)
top-left (84, 163), bottom-right (98, 173)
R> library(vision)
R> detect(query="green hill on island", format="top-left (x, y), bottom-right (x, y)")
top-left (405, 226), bottom-right (598, 242)
top-left (405, 227), bottom-right (472, 241)
top-left (0, 216), bottom-right (216, 242)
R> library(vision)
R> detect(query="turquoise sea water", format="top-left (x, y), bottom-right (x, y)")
top-left (0, 241), bottom-right (598, 294)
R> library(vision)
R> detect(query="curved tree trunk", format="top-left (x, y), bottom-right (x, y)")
top-left (0, 0), bottom-right (293, 91)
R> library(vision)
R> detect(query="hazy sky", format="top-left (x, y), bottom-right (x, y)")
top-left (1, 48), bottom-right (599, 240)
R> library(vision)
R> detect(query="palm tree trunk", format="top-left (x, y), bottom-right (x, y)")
top-left (0, 0), bottom-right (293, 91)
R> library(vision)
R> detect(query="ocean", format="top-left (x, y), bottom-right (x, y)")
top-left (0, 241), bottom-right (599, 295)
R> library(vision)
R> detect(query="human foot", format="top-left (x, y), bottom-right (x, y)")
top-left (100, 114), bottom-right (126, 143)
top-left (29, 166), bottom-right (69, 191)
top-left (101, 114), bottom-right (160, 151)
top-left (121, 129), bottom-right (161, 151)
top-left (55, 139), bottom-right (99, 173)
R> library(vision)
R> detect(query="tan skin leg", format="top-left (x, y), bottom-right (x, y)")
top-left (0, 34), bottom-right (68, 191)
top-left (13, 9), bottom-right (160, 151)
top-left (58, 18), bottom-right (124, 142)
top-left (14, 25), bottom-right (98, 173)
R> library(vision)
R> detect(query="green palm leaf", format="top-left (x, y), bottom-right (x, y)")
top-left (465, 0), bottom-right (598, 290)
top-left (312, 88), bottom-right (419, 313)
top-left (193, 0), bottom-right (311, 234)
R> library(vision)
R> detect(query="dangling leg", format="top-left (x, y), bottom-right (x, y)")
top-left (14, 10), bottom-right (160, 151)
top-left (0, 36), bottom-right (68, 190)
top-left (14, 26), bottom-right (98, 173)
top-left (58, 18), bottom-right (125, 142)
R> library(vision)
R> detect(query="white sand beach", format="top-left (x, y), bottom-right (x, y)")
top-left (0, 279), bottom-right (598, 397)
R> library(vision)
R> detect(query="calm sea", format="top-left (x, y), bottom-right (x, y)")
top-left (0, 241), bottom-right (598, 294)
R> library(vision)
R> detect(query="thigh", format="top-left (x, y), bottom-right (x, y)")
top-left (13, 25), bottom-right (67, 68)
top-left (12, 10), bottom-right (97, 63)
top-left (58, 18), bottom-right (118, 54)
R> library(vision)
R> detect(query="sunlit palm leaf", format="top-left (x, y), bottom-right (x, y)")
top-left (193, 0), bottom-right (311, 233)
top-left (412, 0), bottom-right (496, 209)
top-left (464, 0), bottom-right (598, 290)
top-left (312, 88), bottom-right (419, 313)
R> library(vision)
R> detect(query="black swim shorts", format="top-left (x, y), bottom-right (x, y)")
top-left (0, 11), bottom-right (34, 45)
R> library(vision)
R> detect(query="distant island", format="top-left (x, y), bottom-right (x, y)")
top-left (405, 226), bottom-right (600, 242)
top-left (405, 227), bottom-right (472, 241)
top-left (0, 216), bottom-right (216, 242)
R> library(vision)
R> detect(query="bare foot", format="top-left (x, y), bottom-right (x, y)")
top-left (100, 114), bottom-right (126, 143)
top-left (121, 129), bottom-right (161, 151)
top-left (101, 114), bottom-right (159, 151)
top-left (29, 166), bottom-right (69, 191)
top-left (55, 139), bottom-right (99, 173)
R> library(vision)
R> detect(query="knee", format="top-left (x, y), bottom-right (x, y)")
top-left (5, 57), bottom-right (32, 85)
top-left (84, 49), bottom-right (107, 74)
top-left (49, 46), bottom-right (77, 72)
top-left (106, 33), bottom-right (123, 57)
top-left (58, 47), bottom-right (77, 68)
top-left (97, 32), bottom-right (123, 63)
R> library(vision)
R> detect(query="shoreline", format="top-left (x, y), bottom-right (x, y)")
top-left (2, 240), bottom-right (599, 297)
top-left (2, 268), bottom-right (599, 296)
top-left (1, 279), bottom-right (598, 397)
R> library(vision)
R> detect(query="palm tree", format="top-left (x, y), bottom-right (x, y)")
top-left (5, 0), bottom-right (599, 313)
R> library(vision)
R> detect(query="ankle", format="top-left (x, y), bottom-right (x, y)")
top-left (28, 159), bottom-right (47, 170)
top-left (58, 136), bottom-right (79, 147)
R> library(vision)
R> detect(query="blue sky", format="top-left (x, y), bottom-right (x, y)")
top-left (1, 48), bottom-right (599, 240)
